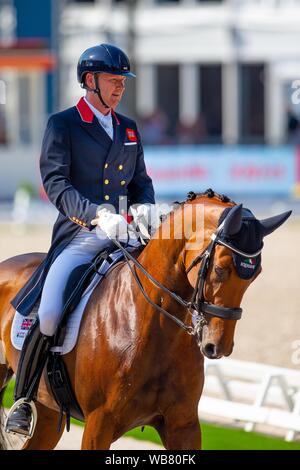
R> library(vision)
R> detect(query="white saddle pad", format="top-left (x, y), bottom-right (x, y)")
top-left (11, 249), bottom-right (126, 355)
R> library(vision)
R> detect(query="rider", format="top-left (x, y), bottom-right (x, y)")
top-left (6, 44), bottom-right (155, 436)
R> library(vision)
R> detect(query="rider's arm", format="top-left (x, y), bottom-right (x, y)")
top-left (40, 115), bottom-right (98, 231)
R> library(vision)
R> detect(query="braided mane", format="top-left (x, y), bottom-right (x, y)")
top-left (173, 188), bottom-right (236, 206)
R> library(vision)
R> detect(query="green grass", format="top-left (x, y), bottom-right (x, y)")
top-left (123, 424), bottom-right (300, 450)
top-left (2, 380), bottom-right (14, 409)
top-left (3, 380), bottom-right (300, 450)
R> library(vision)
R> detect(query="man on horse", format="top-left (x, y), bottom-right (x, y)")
top-left (5, 43), bottom-right (155, 436)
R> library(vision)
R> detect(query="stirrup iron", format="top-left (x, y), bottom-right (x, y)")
top-left (5, 398), bottom-right (37, 438)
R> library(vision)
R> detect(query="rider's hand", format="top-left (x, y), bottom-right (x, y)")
top-left (91, 208), bottom-right (129, 240)
top-left (134, 204), bottom-right (152, 221)
top-left (131, 204), bottom-right (160, 236)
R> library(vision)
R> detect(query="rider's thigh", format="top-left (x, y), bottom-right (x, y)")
top-left (38, 235), bottom-right (112, 336)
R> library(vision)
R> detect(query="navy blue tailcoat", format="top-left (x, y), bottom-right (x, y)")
top-left (10, 97), bottom-right (155, 317)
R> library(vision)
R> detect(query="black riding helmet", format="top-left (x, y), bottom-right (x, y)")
top-left (77, 43), bottom-right (136, 86)
top-left (77, 43), bottom-right (135, 108)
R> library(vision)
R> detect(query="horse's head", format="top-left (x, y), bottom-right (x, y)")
top-left (182, 193), bottom-right (291, 359)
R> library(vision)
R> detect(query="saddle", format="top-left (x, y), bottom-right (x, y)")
top-left (54, 247), bottom-right (118, 347)
top-left (45, 243), bottom-right (144, 432)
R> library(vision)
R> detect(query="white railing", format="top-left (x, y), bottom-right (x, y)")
top-left (199, 358), bottom-right (300, 441)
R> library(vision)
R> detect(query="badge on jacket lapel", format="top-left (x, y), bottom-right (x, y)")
top-left (126, 128), bottom-right (137, 142)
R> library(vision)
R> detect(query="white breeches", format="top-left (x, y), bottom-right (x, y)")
top-left (38, 228), bottom-right (139, 336)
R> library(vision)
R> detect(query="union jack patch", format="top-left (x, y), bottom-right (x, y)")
top-left (20, 318), bottom-right (34, 331)
top-left (126, 128), bottom-right (137, 142)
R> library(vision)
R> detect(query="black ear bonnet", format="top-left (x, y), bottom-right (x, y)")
top-left (217, 207), bottom-right (263, 280)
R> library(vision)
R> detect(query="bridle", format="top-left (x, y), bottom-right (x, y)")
top-left (113, 218), bottom-right (263, 345)
top-left (185, 219), bottom-right (263, 321)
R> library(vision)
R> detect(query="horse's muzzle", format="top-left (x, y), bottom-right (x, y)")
top-left (201, 342), bottom-right (221, 359)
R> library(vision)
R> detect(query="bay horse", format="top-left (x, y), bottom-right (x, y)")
top-left (0, 190), bottom-right (291, 450)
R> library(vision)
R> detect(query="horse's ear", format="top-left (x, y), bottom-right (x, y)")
top-left (223, 204), bottom-right (243, 237)
top-left (259, 210), bottom-right (292, 237)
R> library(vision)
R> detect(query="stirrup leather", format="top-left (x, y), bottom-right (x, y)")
top-left (5, 319), bottom-right (52, 438)
top-left (13, 320), bottom-right (52, 402)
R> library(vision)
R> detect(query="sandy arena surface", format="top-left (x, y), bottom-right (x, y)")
top-left (55, 427), bottom-right (163, 450)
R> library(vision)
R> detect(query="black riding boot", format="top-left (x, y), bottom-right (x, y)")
top-left (5, 319), bottom-right (52, 436)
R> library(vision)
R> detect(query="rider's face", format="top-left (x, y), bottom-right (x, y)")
top-left (92, 73), bottom-right (126, 109)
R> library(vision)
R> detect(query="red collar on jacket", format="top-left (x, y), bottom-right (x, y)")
top-left (76, 97), bottom-right (120, 125)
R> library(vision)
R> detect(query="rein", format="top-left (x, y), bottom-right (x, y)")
top-left (113, 239), bottom-right (195, 333)
top-left (112, 219), bottom-right (263, 344)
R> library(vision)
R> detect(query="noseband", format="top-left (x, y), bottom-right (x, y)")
top-left (113, 218), bottom-right (263, 343)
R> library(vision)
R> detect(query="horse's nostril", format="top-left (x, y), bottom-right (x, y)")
top-left (203, 343), bottom-right (217, 358)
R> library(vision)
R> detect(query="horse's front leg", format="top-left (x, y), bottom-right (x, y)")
top-left (81, 408), bottom-right (114, 450)
top-left (157, 415), bottom-right (201, 450)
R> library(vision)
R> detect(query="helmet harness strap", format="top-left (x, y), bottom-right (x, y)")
top-left (92, 73), bottom-right (110, 109)
top-left (82, 72), bottom-right (110, 109)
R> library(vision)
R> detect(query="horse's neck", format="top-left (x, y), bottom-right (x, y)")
top-left (133, 200), bottom-right (225, 324)
top-left (138, 237), bottom-right (187, 294)
top-left (133, 234), bottom-right (193, 347)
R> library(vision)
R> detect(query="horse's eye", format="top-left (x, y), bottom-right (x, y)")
top-left (215, 265), bottom-right (230, 282)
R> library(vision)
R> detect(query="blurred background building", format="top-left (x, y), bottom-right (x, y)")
top-left (1, 0), bottom-right (300, 205)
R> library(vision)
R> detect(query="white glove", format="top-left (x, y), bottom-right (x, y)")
top-left (130, 204), bottom-right (160, 236)
top-left (134, 204), bottom-right (151, 220)
top-left (91, 208), bottom-right (129, 240)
